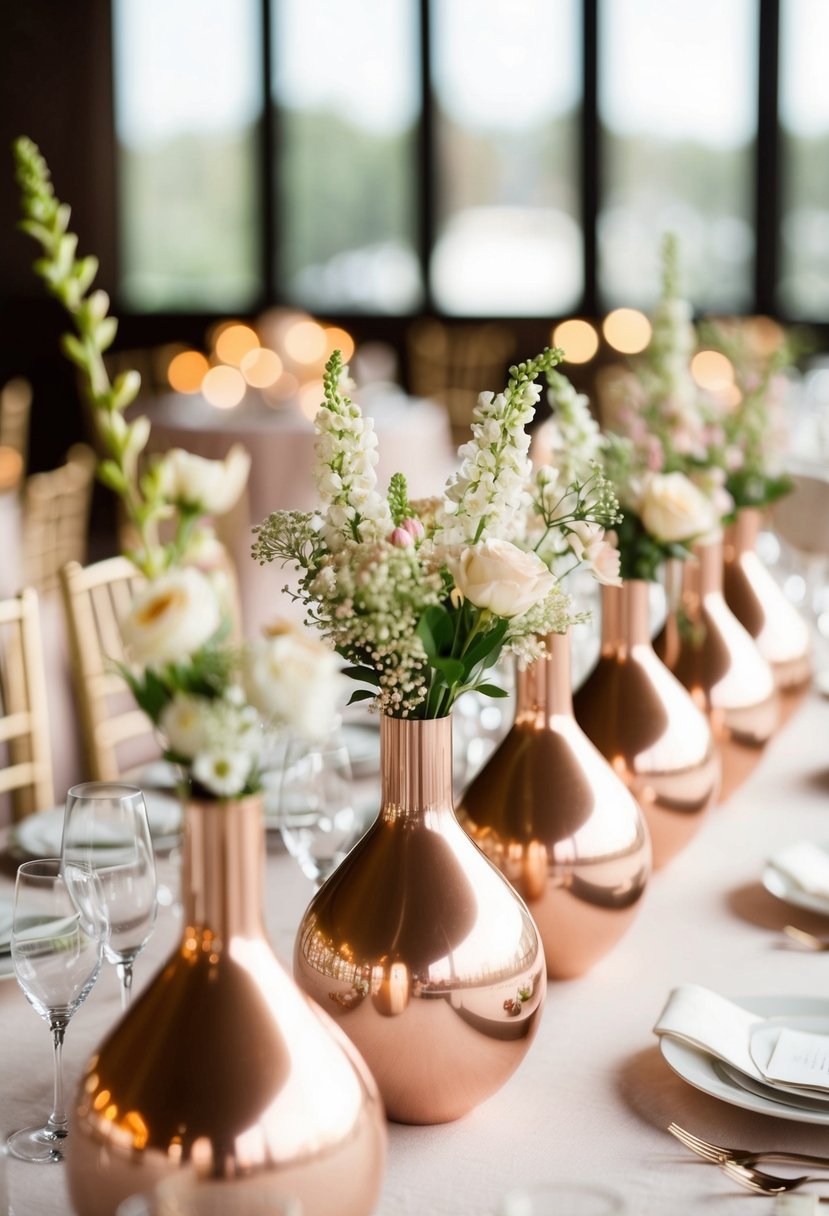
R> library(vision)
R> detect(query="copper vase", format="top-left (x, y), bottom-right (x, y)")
top-left (573, 581), bottom-right (720, 869)
top-left (456, 631), bottom-right (651, 980)
top-left (655, 535), bottom-right (779, 800)
top-left (67, 795), bottom-right (386, 1216)
top-left (723, 506), bottom-right (811, 692)
top-left (293, 715), bottom-right (546, 1126)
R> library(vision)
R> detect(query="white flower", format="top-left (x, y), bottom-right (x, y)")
top-left (582, 538), bottom-right (622, 586)
top-left (639, 472), bottom-right (717, 543)
top-left (159, 444), bottom-right (250, 515)
top-left (453, 539), bottom-right (556, 618)
top-left (242, 621), bottom-right (346, 740)
top-left (192, 749), bottom-right (254, 798)
top-left (121, 568), bottom-right (222, 666)
top-left (159, 693), bottom-right (208, 758)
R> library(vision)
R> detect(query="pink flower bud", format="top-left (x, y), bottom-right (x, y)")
top-left (388, 526), bottom-right (414, 548)
top-left (401, 517), bottom-right (425, 540)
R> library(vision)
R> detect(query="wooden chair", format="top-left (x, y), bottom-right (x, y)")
top-left (0, 588), bottom-right (54, 820)
top-left (0, 377), bottom-right (33, 472)
top-left (59, 555), bottom-right (158, 783)
top-left (406, 318), bottom-right (515, 446)
top-left (22, 443), bottom-right (96, 595)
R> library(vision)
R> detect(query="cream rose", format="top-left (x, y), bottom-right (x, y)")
top-left (453, 539), bottom-right (556, 618)
top-left (159, 444), bottom-right (250, 515)
top-left (121, 568), bottom-right (222, 666)
top-left (242, 621), bottom-right (346, 740)
top-left (639, 472), bottom-right (717, 544)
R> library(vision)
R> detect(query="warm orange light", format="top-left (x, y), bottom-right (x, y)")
top-left (298, 378), bottom-right (325, 420)
top-left (602, 308), bottom-right (652, 355)
top-left (690, 350), bottom-right (735, 393)
top-left (284, 319), bottom-right (327, 365)
top-left (552, 319), bottom-right (599, 364)
top-left (746, 315), bottom-right (785, 357)
top-left (325, 326), bottom-right (355, 364)
top-left (241, 347), bottom-right (283, 388)
top-left (168, 350), bottom-right (210, 394)
top-left (202, 365), bottom-right (246, 409)
top-left (215, 323), bottom-right (260, 367)
top-left (720, 383), bottom-right (743, 409)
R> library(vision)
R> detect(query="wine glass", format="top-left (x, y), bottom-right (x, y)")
top-left (278, 735), bottom-right (361, 887)
top-left (9, 858), bottom-right (106, 1163)
top-left (62, 782), bottom-right (158, 1009)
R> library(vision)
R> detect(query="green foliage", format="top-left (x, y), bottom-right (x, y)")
top-left (414, 600), bottom-right (508, 717)
top-left (387, 472), bottom-right (409, 527)
top-left (614, 512), bottom-right (691, 583)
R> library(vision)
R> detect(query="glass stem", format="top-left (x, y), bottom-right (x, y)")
top-left (47, 1019), bottom-right (68, 1136)
top-left (116, 961), bottom-right (134, 1010)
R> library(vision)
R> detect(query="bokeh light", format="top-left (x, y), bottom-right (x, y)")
top-left (324, 326), bottom-right (356, 364)
top-left (552, 319), bottom-right (599, 364)
top-left (202, 365), bottom-right (246, 409)
top-left (263, 372), bottom-right (300, 406)
top-left (298, 379), bottom-right (325, 420)
top-left (168, 350), bottom-right (209, 394)
top-left (602, 308), bottom-right (652, 355)
top-left (284, 319), bottom-right (327, 365)
top-left (241, 348), bottom-right (283, 388)
top-left (690, 350), bottom-right (735, 392)
top-left (214, 323), bottom-right (260, 367)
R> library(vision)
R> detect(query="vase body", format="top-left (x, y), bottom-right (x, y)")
top-left (723, 507), bottom-right (811, 691)
top-left (655, 535), bottom-right (779, 800)
top-left (67, 796), bottom-right (386, 1216)
top-left (456, 631), bottom-right (651, 980)
top-left (574, 581), bottom-right (720, 869)
top-left (293, 715), bottom-right (546, 1125)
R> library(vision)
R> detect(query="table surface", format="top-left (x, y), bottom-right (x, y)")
top-left (3, 691), bottom-right (829, 1216)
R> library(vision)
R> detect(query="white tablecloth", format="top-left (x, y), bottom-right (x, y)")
top-left (3, 692), bottom-right (829, 1215)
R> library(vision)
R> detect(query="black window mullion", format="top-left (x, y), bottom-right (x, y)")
top-left (260, 0), bottom-right (277, 306)
top-left (754, 0), bottom-right (780, 315)
top-left (581, 0), bottom-right (599, 317)
top-left (418, 0), bottom-right (436, 313)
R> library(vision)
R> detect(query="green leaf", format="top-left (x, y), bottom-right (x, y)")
top-left (60, 332), bottom-right (89, 370)
top-left (432, 657), bottom-right (465, 684)
top-left (461, 618), bottom-right (508, 672)
top-left (111, 369), bottom-right (141, 410)
top-left (416, 604), bottom-right (453, 660)
top-left (347, 689), bottom-right (375, 705)
top-left (474, 683), bottom-right (509, 698)
top-left (98, 459), bottom-right (128, 495)
top-left (94, 315), bottom-right (118, 352)
top-left (342, 665), bottom-right (380, 686)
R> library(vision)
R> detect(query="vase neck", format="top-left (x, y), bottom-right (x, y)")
top-left (380, 715), bottom-right (453, 818)
top-left (181, 796), bottom-right (266, 940)
top-left (725, 507), bottom-right (761, 561)
top-left (515, 631), bottom-right (573, 721)
top-left (601, 580), bottom-right (652, 649)
top-left (691, 534), bottom-right (724, 598)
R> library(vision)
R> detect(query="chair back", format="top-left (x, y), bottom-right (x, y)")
top-left (0, 588), bottom-right (54, 819)
top-left (407, 319), bottom-right (514, 445)
top-left (59, 555), bottom-right (157, 783)
top-left (0, 377), bottom-right (32, 470)
top-left (22, 444), bottom-right (96, 595)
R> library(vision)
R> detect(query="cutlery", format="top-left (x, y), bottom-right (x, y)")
top-left (719, 1159), bottom-right (829, 1197)
top-left (668, 1123), bottom-right (829, 1170)
top-left (784, 925), bottom-right (829, 952)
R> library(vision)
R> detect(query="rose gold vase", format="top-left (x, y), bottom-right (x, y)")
top-left (456, 631), bottom-right (651, 980)
top-left (723, 506), bottom-right (811, 692)
top-left (67, 795), bottom-right (386, 1216)
top-left (293, 715), bottom-right (546, 1126)
top-left (655, 535), bottom-right (779, 800)
top-left (573, 581), bottom-right (720, 869)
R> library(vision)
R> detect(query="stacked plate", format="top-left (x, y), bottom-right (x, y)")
top-left (10, 792), bottom-right (182, 863)
top-left (762, 839), bottom-right (829, 917)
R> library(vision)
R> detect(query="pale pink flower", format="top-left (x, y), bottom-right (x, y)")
top-left (388, 526), bottom-right (414, 548)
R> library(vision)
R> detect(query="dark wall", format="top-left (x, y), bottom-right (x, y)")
top-left (0, 2), bottom-right (115, 473)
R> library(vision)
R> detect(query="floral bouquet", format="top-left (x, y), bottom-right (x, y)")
top-left (597, 234), bottom-right (722, 581)
top-left (252, 349), bottom-right (620, 718)
top-left (14, 136), bottom-right (344, 799)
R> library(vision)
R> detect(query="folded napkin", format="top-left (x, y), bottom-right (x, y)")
top-left (654, 984), bottom-right (829, 1099)
top-left (769, 841), bottom-right (829, 898)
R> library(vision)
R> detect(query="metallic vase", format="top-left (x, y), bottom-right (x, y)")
top-left (574, 580), bottom-right (720, 869)
top-left (655, 535), bottom-right (779, 800)
top-left (456, 630), bottom-right (651, 980)
top-left (293, 714), bottom-right (546, 1126)
top-left (67, 795), bottom-right (387, 1216)
top-left (723, 506), bottom-right (811, 691)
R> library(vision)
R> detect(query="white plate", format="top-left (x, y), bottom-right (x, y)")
top-left (11, 792), bottom-right (182, 861)
top-left (659, 995), bottom-right (829, 1126)
top-left (763, 853), bottom-right (829, 918)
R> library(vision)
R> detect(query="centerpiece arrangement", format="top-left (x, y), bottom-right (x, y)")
top-left (14, 135), bottom-right (386, 1216)
top-left (457, 368), bottom-right (652, 980)
top-left (252, 345), bottom-right (618, 1121)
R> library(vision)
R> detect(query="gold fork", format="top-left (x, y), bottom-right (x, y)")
top-left (719, 1159), bottom-right (829, 1196)
top-left (668, 1123), bottom-right (829, 1170)
top-left (784, 925), bottom-right (829, 951)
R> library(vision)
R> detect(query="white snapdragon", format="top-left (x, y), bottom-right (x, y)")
top-left (313, 355), bottom-right (392, 552)
top-left (533, 371), bottom-right (605, 487)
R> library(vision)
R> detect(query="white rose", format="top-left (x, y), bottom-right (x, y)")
top-left (639, 472), bottom-right (717, 543)
top-left (242, 621), bottom-right (346, 740)
top-left (159, 693), bottom-right (208, 760)
top-left (453, 539), bottom-right (556, 619)
top-left (159, 444), bottom-right (250, 515)
top-left (121, 568), bottom-right (222, 666)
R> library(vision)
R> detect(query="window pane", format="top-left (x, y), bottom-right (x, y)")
top-left (113, 0), bottom-right (262, 311)
top-left (599, 0), bottom-right (758, 310)
top-left (431, 0), bottom-right (581, 316)
top-left (273, 0), bottom-right (422, 313)
top-left (779, 0), bottom-right (829, 318)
